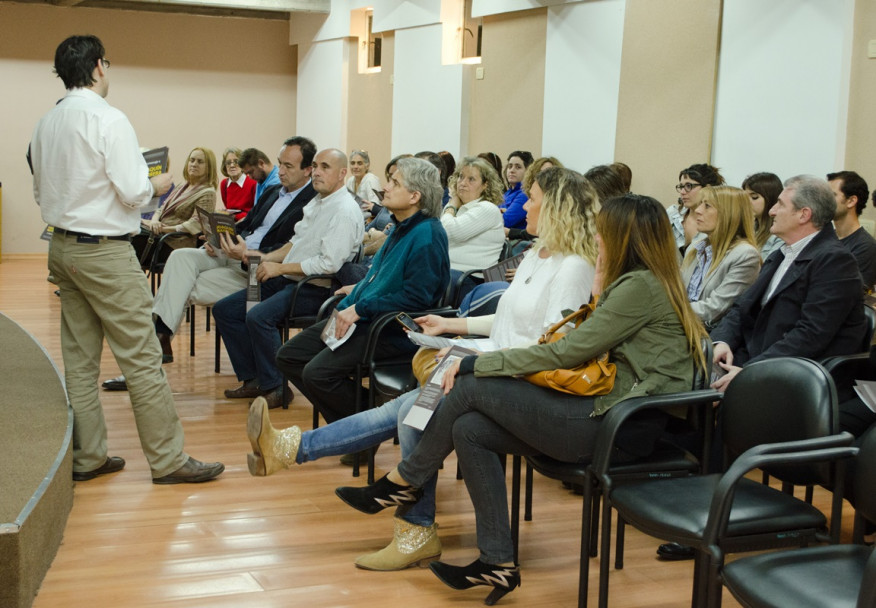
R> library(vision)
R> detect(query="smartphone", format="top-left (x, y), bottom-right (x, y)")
top-left (396, 312), bottom-right (422, 333)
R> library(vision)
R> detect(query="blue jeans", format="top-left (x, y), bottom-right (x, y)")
top-left (213, 277), bottom-right (327, 391)
top-left (297, 388), bottom-right (439, 527)
top-left (397, 375), bottom-right (602, 564)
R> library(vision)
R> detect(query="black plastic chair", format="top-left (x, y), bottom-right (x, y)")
top-left (510, 341), bottom-right (715, 573)
top-left (603, 357), bottom-right (851, 608)
top-left (350, 303), bottom-right (455, 481)
top-left (721, 425), bottom-right (876, 608)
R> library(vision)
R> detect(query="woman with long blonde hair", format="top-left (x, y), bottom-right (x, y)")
top-left (682, 185), bottom-right (761, 329)
top-left (335, 194), bottom-right (708, 604)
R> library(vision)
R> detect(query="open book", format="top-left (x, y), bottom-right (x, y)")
top-left (482, 251), bottom-right (526, 284)
top-left (141, 146), bottom-right (169, 214)
top-left (403, 345), bottom-right (477, 430)
top-left (197, 207), bottom-right (237, 249)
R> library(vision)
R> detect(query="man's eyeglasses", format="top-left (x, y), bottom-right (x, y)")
top-left (675, 182), bottom-right (701, 193)
top-left (101, 58), bottom-right (111, 69)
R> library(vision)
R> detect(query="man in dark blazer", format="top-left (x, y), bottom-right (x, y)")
top-left (657, 175), bottom-right (868, 562)
top-left (711, 174), bottom-right (867, 390)
top-left (102, 137), bottom-right (317, 390)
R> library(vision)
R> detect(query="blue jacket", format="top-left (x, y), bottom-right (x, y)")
top-left (341, 211), bottom-right (450, 321)
top-left (500, 182), bottom-right (528, 230)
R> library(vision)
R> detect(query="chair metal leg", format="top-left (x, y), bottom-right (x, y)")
top-left (189, 305), bottom-right (196, 357)
top-left (511, 455), bottom-right (521, 565)
top-left (597, 490), bottom-right (613, 608)
top-left (205, 307), bottom-right (211, 331)
top-left (805, 484), bottom-right (814, 504)
top-left (589, 487), bottom-right (600, 557)
top-left (524, 461), bottom-right (533, 521)
top-left (579, 471), bottom-right (595, 608)
top-left (614, 511), bottom-right (625, 570)
top-left (214, 325), bottom-right (221, 373)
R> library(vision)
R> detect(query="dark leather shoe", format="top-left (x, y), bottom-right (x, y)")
top-left (158, 332), bottom-right (173, 364)
top-left (102, 375), bottom-right (128, 391)
top-left (656, 542), bottom-right (695, 561)
top-left (260, 384), bottom-right (293, 410)
top-left (73, 456), bottom-right (125, 481)
top-left (224, 379), bottom-right (262, 399)
top-left (152, 456), bottom-right (224, 484)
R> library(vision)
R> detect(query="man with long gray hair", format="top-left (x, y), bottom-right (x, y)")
top-left (274, 157), bottom-right (450, 425)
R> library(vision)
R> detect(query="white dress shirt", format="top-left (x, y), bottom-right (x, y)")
top-left (281, 186), bottom-right (364, 278)
top-left (31, 88), bottom-right (153, 235)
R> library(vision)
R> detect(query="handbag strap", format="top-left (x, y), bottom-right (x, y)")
top-left (540, 302), bottom-right (593, 343)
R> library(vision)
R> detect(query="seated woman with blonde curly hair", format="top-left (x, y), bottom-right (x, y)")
top-left (441, 156), bottom-right (507, 273)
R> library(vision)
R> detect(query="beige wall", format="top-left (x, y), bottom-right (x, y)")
top-left (845, 0), bottom-right (876, 224)
top-left (468, 9), bottom-right (547, 169)
top-left (0, 3), bottom-right (296, 254)
top-left (614, 0), bottom-right (722, 206)
top-left (346, 32), bottom-right (394, 184)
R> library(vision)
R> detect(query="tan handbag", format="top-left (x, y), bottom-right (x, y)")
top-left (523, 303), bottom-right (616, 396)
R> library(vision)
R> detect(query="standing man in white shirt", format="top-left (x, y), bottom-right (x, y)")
top-left (30, 35), bottom-right (224, 484)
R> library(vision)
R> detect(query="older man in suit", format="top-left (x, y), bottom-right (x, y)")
top-left (710, 174), bottom-right (867, 390)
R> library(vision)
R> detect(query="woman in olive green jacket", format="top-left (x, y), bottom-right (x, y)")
top-left (336, 194), bottom-right (708, 605)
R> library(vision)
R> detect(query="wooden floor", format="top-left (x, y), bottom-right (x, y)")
top-left (0, 256), bottom-right (854, 608)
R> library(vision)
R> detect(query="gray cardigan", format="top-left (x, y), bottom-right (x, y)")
top-left (681, 241), bottom-right (761, 330)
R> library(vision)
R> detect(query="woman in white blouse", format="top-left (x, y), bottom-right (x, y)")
top-left (346, 149), bottom-right (382, 216)
top-left (441, 156), bottom-right (506, 272)
top-left (681, 185), bottom-right (761, 329)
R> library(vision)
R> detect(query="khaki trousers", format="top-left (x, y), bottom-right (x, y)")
top-left (49, 232), bottom-right (187, 477)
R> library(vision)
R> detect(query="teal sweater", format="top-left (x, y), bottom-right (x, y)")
top-left (341, 211), bottom-right (450, 321)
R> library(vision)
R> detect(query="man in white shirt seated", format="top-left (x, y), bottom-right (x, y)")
top-left (213, 149), bottom-right (364, 409)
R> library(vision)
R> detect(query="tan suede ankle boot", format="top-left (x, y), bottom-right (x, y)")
top-left (246, 397), bottom-right (300, 476)
top-left (354, 518), bottom-right (442, 571)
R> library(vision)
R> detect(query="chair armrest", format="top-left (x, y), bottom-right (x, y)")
top-left (361, 307), bottom-right (456, 367)
top-left (701, 432), bottom-right (857, 552)
top-left (316, 294), bottom-right (345, 322)
top-left (149, 231), bottom-right (195, 272)
top-left (821, 351), bottom-right (871, 375)
top-left (591, 389), bottom-right (723, 479)
top-left (288, 273), bottom-right (336, 317)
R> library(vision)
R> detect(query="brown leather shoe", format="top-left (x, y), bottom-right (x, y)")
top-left (259, 384), bottom-right (293, 410)
top-left (224, 379), bottom-right (262, 399)
top-left (73, 456), bottom-right (126, 481)
top-left (152, 456), bottom-right (224, 484)
top-left (158, 332), bottom-right (174, 364)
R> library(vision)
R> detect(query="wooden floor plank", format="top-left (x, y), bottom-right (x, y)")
top-left (1, 255), bottom-right (853, 607)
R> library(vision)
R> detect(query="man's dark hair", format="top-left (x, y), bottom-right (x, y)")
top-left (238, 148), bottom-right (271, 168)
top-left (827, 170), bottom-right (870, 216)
top-left (53, 35), bottom-right (105, 90)
top-left (283, 137), bottom-right (317, 169)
